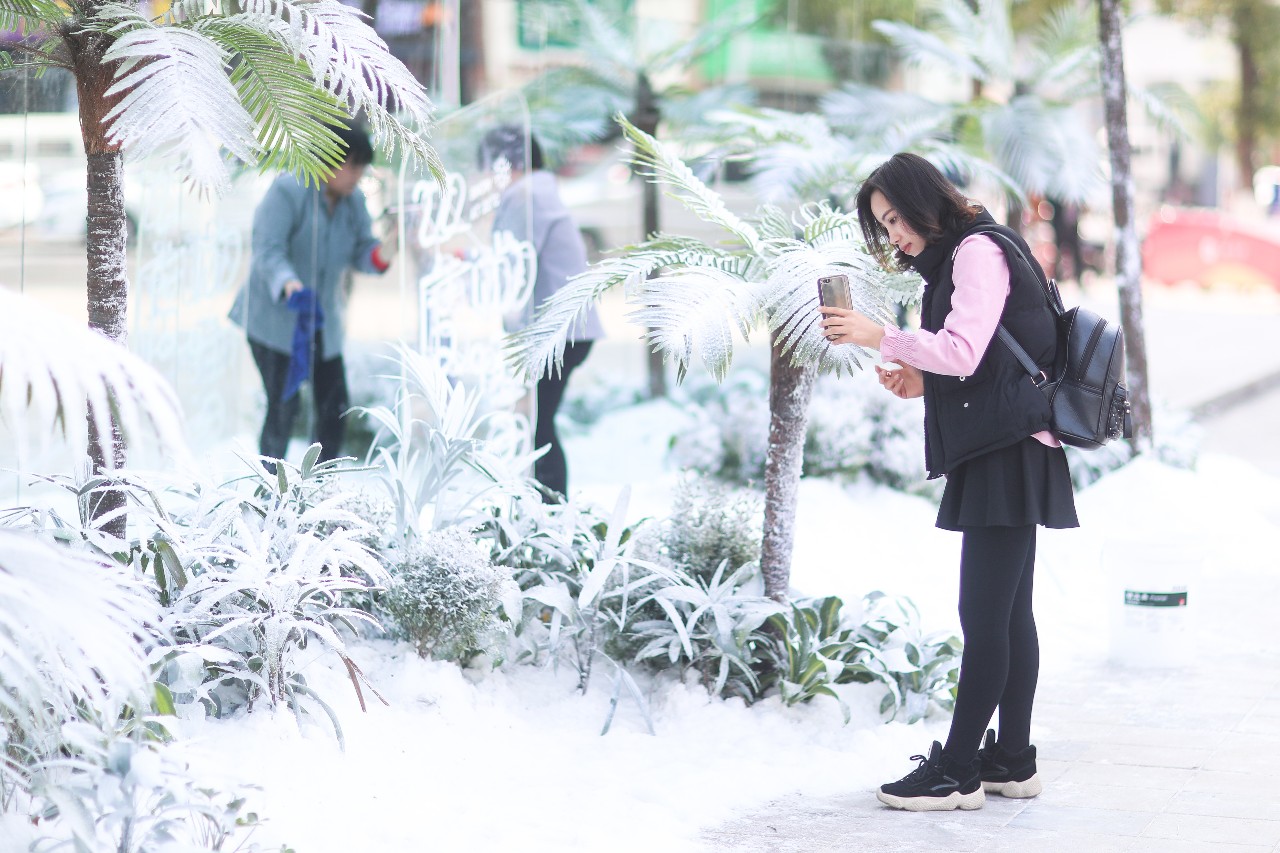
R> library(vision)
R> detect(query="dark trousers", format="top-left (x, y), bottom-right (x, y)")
top-left (249, 335), bottom-right (348, 464)
top-left (943, 524), bottom-right (1039, 761)
top-left (534, 340), bottom-right (592, 498)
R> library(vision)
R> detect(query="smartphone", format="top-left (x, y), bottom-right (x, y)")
top-left (817, 274), bottom-right (853, 310)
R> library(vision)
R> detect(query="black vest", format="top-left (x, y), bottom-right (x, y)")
top-left (914, 213), bottom-right (1055, 478)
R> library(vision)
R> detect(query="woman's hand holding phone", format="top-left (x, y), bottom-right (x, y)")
top-left (876, 360), bottom-right (924, 399)
top-left (819, 306), bottom-right (887, 349)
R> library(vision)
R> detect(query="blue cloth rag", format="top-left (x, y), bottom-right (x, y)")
top-left (283, 288), bottom-right (324, 402)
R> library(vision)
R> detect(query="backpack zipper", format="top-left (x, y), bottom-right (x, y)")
top-left (1079, 319), bottom-right (1106, 380)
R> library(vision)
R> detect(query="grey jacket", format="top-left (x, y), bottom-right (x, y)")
top-left (229, 173), bottom-right (384, 360)
top-left (493, 171), bottom-right (604, 342)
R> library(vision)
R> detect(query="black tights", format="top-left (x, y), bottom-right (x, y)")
top-left (943, 524), bottom-right (1039, 762)
top-left (534, 340), bottom-right (592, 498)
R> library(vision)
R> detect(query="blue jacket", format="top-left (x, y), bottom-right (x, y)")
top-left (230, 173), bottom-right (384, 360)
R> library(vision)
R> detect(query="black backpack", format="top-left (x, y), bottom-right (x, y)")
top-left (981, 231), bottom-right (1133, 450)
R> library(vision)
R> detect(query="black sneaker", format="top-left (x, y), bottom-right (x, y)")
top-left (876, 741), bottom-right (984, 811)
top-left (977, 729), bottom-right (1043, 798)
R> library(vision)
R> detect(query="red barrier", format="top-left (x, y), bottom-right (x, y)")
top-left (1143, 207), bottom-right (1280, 290)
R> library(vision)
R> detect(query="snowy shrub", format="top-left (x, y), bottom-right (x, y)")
top-left (119, 447), bottom-right (390, 745)
top-left (757, 596), bottom-right (861, 722)
top-left (383, 526), bottom-right (518, 661)
top-left (23, 733), bottom-right (274, 853)
top-left (631, 559), bottom-right (783, 701)
top-left (631, 473), bottom-right (762, 584)
top-left (482, 488), bottom-right (666, 732)
top-left (844, 592), bottom-right (962, 724)
top-left (667, 368), bottom-right (939, 499)
top-left (354, 344), bottom-right (543, 541)
top-left (668, 371), bottom-right (771, 482)
top-left (0, 528), bottom-right (275, 851)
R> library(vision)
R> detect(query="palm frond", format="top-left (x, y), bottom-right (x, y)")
top-left (619, 114), bottom-right (763, 252)
top-left (760, 242), bottom-right (890, 375)
top-left (659, 83), bottom-right (756, 132)
top-left (982, 97), bottom-right (1102, 203)
top-left (505, 237), bottom-right (742, 382)
top-left (0, 0), bottom-right (65, 41)
top-left (627, 265), bottom-right (765, 383)
top-left (241, 0), bottom-right (442, 180)
top-left (871, 18), bottom-right (987, 82)
top-left (99, 7), bottom-right (259, 193)
top-left (647, 5), bottom-right (758, 73)
top-left (570, 0), bottom-right (639, 77)
top-left (203, 20), bottom-right (351, 182)
top-left (1023, 1), bottom-right (1098, 96)
top-left (0, 529), bottom-right (161, 731)
top-left (1129, 81), bottom-right (1198, 142)
top-left (0, 287), bottom-right (189, 468)
top-left (821, 83), bottom-right (945, 139)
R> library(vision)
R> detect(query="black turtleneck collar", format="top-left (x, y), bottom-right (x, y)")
top-left (909, 209), bottom-right (998, 287)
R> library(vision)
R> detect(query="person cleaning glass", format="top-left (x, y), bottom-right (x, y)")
top-left (230, 122), bottom-right (395, 465)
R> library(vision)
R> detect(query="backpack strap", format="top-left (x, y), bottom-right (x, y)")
top-left (969, 228), bottom-right (1065, 316)
top-left (962, 228), bottom-right (1063, 385)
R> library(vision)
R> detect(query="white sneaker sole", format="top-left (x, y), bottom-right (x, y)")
top-left (982, 773), bottom-right (1043, 798)
top-left (876, 787), bottom-right (986, 812)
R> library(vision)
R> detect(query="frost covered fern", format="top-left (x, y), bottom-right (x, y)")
top-left (384, 526), bottom-right (517, 661)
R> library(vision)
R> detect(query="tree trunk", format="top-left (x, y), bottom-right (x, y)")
top-left (73, 28), bottom-right (130, 539)
top-left (1097, 0), bottom-right (1152, 450)
top-left (760, 336), bottom-right (816, 602)
top-left (1232, 3), bottom-right (1260, 190)
top-left (632, 73), bottom-right (667, 398)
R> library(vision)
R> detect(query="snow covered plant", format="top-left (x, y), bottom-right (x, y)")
top-left (354, 344), bottom-right (544, 541)
top-left (0, 530), bottom-right (160, 802)
top-left (492, 488), bottom-right (668, 733)
top-left (0, 531), bottom-right (271, 851)
top-left (630, 559), bottom-right (784, 702)
top-left (21, 734), bottom-right (272, 853)
top-left (630, 473), bottom-right (763, 586)
top-left (758, 596), bottom-right (863, 723)
top-left (134, 447), bottom-right (389, 745)
top-left (382, 526), bottom-right (519, 663)
top-left (0, 288), bottom-right (189, 474)
top-left (844, 592), bottom-right (963, 724)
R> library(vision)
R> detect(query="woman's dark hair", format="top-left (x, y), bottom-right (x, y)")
top-left (329, 122), bottom-right (374, 167)
top-left (478, 124), bottom-right (544, 171)
top-left (855, 152), bottom-right (980, 269)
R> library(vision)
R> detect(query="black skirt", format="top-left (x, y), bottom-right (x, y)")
top-left (936, 437), bottom-right (1079, 531)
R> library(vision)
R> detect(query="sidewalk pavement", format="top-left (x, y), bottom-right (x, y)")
top-left (690, 284), bottom-right (1280, 851)
top-left (701, 633), bottom-right (1280, 852)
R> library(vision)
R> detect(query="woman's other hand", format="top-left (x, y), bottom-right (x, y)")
top-left (876, 360), bottom-right (924, 399)
top-left (819, 306), bottom-right (887, 350)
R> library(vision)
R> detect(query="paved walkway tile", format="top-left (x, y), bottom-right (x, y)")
top-left (1141, 812), bottom-right (1280, 846)
top-left (1007, 803), bottom-right (1154, 835)
top-left (1167, 789), bottom-right (1280, 822)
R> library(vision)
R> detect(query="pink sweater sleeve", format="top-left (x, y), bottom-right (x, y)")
top-left (881, 234), bottom-right (1059, 447)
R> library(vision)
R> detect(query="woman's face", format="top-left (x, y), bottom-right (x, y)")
top-left (869, 190), bottom-right (927, 257)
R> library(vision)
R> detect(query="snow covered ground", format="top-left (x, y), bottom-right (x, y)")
top-left (169, 396), bottom-right (1280, 853)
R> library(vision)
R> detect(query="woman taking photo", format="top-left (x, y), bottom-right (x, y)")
top-left (820, 153), bottom-right (1078, 812)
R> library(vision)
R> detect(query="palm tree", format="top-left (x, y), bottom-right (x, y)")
top-left (1097, 0), bottom-right (1151, 449)
top-left (0, 0), bottom-right (442, 532)
top-left (519, 0), bottom-right (758, 397)
top-left (867, 0), bottom-right (1106, 220)
top-left (507, 117), bottom-right (910, 601)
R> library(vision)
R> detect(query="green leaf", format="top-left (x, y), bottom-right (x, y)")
top-left (152, 681), bottom-right (177, 716)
